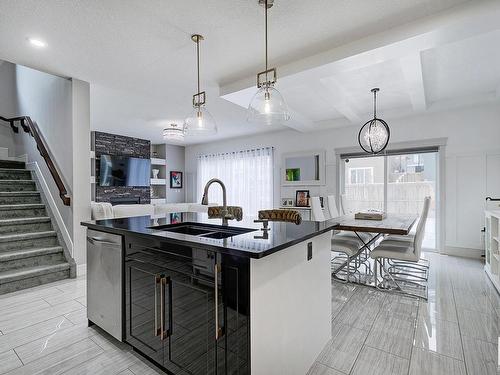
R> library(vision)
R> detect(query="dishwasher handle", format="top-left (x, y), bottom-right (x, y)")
top-left (87, 236), bottom-right (120, 246)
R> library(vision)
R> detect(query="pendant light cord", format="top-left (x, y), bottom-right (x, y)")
top-left (265, 0), bottom-right (268, 83)
top-left (196, 37), bottom-right (201, 94)
top-left (373, 89), bottom-right (377, 118)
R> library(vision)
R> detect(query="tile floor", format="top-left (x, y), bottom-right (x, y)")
top-left (0, 253), bottom-right (497, 374)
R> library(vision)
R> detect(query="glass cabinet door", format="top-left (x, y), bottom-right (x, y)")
top-left (126, 260), bottom-right (167, 365)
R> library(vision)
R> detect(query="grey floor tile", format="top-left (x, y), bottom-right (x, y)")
top-left (351, 346), bottom-right (409, 375)
top-left (317, 323), bottom-right (368, 373)
top-left (307, 362), bottom-right (346, 375)
top-left (63, 308), bottom-right (87, 326)
top-left (43, 289), bottom-right (86, 307)
top-left (117, 370), bottom-right (134, 375)
top-left (453, 288), bottom-right (497, 314)
top-left (457, 308), bottom-right (499, 344)
top-left (409, 348), bottom-right (466, 375)
top-left (0, 349), bottom-right (23, 374)
top-left (365, 314), bottom-right (415, 359)
top-left (334, 287), bottom-right (385, 331)
top-left (0, 300), bottom-right (82, 334)
top-left (128, 361), bottom-right (171, 375)
top-left (59, 348), bottom-right (139, 375)
top-left (413, 315), bottom-right (463, 360)
top-left (0, 316), bottom-right (73, 354)
top-left (4, 338), bottom-right (102, 375)
top-left (462, 336), bottom-right (499, 375)
top-left (418, 296), bottom-right (457, 323)
top-left (14, 324), bottom-right (98, 364)
top-left (75, 296), bottom-right (86, 307)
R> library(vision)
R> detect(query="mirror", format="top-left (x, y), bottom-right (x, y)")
top-left (282, 150), bottom-right (325, 186)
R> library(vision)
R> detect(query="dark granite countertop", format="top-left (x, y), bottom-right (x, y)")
top-left (81, 213), bottom-right (340, 259)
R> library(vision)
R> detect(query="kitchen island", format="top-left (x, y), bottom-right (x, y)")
top-left (82, 213), bottom-right (339, 375)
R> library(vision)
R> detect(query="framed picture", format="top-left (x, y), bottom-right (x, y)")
top-left (295, 190), bottom-right (310, 207)
top-left (170, 212), bottom-right (183, 224)
top-left (285, 168), bottom-right (301, 182)
top-left (170, 171), bottom-right (183, 189)
top-left (281, 198), bottom-right (294, 207)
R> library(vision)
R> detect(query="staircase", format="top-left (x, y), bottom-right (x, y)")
top-left (0, 159), bottom-right (71, 294)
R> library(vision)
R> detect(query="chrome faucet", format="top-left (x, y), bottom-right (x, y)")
top-left (201, 178), bottom-right (233, 226)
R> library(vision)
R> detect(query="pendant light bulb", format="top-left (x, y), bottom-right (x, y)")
top-left (184, 34), bottom-right (217, 136)
top-left (247, 0), bottom-right (290, 125)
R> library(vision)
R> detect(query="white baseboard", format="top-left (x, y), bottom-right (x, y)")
top-left (442, 245), bottom-right (484, 259)
top-left (27, 161), bottom-right (74, 255)
top-left (77, 263), bottom-right (87, 277)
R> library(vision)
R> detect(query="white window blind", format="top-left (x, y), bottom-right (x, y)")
top-left (197, 147), bottom-right (273, 217)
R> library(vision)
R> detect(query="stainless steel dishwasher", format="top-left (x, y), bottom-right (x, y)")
top-left (86, 229), bottom-right (123, 341)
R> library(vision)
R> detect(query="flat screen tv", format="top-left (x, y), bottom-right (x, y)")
top-left (99, 155), bottom-right (151, 187)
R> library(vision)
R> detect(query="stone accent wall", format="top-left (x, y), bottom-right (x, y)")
top-left (94, 131), bottom-right (151, 204)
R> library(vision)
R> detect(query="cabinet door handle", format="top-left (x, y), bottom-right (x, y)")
top-left (154, 276), bottom-right (161, 337)
top-left (160, 277), bottom-right (167, 340)
top-left (214, 263), bottom-right (220, 340)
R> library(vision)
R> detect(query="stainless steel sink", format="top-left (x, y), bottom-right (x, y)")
top-left (150, 222), bottom-right (256, 239)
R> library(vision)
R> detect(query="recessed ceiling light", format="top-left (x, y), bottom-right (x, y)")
top-left (28, 38), bottom-right (47, 48)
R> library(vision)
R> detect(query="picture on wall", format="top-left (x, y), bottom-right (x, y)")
top-left (286, 168), bottom-right (301, 182)
top-left (170, 212), bottom-right (183, 224)
top-left (170, 171), bottom-right (183, 188)
top-left (281, 198), bottom-right (294, 207)
top-left (295, 190), bottom-right (310, 207)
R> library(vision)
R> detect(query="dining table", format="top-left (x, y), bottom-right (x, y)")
top-left (331, 213), bottom-right (419, 285)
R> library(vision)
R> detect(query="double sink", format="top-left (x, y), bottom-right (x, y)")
top-left (150, 222), bottom-right (256, 239)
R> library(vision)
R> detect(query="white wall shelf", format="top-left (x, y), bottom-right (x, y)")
top-left (150, 178), bottom-right (166, 185)
top-left (485, 210), bottom-right (500, 294)
top-left (151, 157), bottom-right (166, 165)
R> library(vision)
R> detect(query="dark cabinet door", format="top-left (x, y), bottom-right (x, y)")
top-left (125, 259), bottom-right (170, 365)
top-left (166, 269), bottom-right (217, 374)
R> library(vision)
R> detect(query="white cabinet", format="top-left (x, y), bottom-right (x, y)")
top-left (484, 211), bottom-right (500, 293)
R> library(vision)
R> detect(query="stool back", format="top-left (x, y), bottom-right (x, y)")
top-left (327, 195), bottom-right (340, 218)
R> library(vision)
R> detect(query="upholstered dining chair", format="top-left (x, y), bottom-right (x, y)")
top-left (370, 196), bottom-right (431, 295)
top-left (311, 196), bottom-right (365, 283)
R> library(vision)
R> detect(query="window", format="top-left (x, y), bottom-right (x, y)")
top-left (348, 167), bottom-right (374, 185)
top-left (197, 147), bottom-right (273, 217)
top-left (341, 150), bottom-right (438, 250)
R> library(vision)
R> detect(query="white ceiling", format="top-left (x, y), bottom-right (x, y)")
top-left (0, 0), bottom-right (498, 145)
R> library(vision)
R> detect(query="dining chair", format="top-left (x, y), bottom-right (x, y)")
top-left (311, 196), bottom-right (365, 283)
top-left (370, 196), bottom-right (431, 297)
top-left (340, 194), bottom-right (350, 215)
top-left (327, 195), bottom-right (373, 243)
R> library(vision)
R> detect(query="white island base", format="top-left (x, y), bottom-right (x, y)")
top-left (250, 231), bottom-right (332, 374)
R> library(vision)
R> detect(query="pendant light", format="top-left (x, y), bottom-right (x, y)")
top-left (184, 34), bottom-right (217, 136)
top-left (358, 88), bottom-right (390, 154)
top-left (163, 123), bottom-right (184, 141)
top-left (247, 0), bottom-right (290, 125)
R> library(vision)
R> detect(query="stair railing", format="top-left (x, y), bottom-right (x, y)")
top-left (0, 115), bottom-right (71, 206)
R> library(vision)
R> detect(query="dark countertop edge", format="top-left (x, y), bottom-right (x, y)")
top-left (81, 221), bottom-right (338, 259)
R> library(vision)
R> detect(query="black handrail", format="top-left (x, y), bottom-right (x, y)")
top-left (0, 115), bottom-right (71, 206)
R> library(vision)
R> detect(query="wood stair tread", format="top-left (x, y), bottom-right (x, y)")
top-left (0, 246), bottom-right (63, 262)
top-left (0, 263), bottom-right (70, 284)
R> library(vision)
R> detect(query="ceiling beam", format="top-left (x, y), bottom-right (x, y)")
top-left (312, 79), bottom-right (363, 124)
top-left (400, 52), bottom-right (427, 112)
top-left (220, 1), bottom-right (500, 96)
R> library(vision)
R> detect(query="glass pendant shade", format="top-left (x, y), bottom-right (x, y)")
top-left (358, 118), bottom-right (390, 154)
top-left (247, 85), bottom-right (290, 125)
top-left (163, 123), bottom-right (185, 141)
top-left (184, 106), bottom-right (217, 136)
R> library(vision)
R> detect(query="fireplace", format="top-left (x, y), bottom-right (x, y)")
top-left (109, 196), bottom-right (141, 206)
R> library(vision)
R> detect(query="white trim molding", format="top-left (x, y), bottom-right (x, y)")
top-left (26, 161), bottom-right (74, 255)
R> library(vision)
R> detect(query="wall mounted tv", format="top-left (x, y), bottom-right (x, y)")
top-left (99, 155), bottom-right (151, 187)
